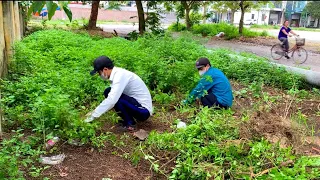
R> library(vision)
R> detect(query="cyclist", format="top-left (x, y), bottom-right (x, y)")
top-left (278, 20), bottom-right (299, 59)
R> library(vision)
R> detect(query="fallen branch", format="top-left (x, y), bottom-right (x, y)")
top-left (312, 147), bottom-right (320, 154)
top-left (159, 153), bottom-right (180, 170)
top-left (112, 29), bottom-right (118, 37)
top-left (253, 160), bottom-right (294, 178)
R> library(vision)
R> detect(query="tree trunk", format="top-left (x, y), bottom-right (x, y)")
top-left (13, 1), bottom-right (21, 41)
top-left (231, 10), bottom-right (235, 25)
top-left (203, 3), bottom-right (207, 24)
top-left (19, 3), bottom-right (25, 37)
top-left (135, 0), bottom-right (145, 34)
top-left (2, 1), bottom-right (14, 77)
top-left (181, 1), bottom-right (191, 30)
top-left (88, 0), bottom-right (100, 30)
top-left (239, 0), bottom-right (245, 35)
top-left (0, 1), bottom-right (6, 78)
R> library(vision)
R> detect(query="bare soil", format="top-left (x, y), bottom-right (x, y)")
top-left (27, 80), bottom-right (319, 180)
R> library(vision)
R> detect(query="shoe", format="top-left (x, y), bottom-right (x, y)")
top-left (117, 125), bottom-right (136, 132)
top-left (285, 55), bottom-right (290, 59)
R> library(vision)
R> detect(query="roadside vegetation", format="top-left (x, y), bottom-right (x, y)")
top-left (1, 29), bottom-right (319, 179)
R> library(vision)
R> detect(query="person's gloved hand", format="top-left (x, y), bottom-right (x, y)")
top-left (84, 115), bottom-right (95, 123)
top-left (84, 111), bottom-right (95, 123)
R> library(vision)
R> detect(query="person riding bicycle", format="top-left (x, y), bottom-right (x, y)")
top-left (278, 20), bottom-right (299, 59)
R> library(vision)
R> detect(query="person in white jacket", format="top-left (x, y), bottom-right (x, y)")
top-left (85, 56), bottom-right (153, 131)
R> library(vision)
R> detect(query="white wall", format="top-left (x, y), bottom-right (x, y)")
top-left (233, 10), bottom-right (270, 25)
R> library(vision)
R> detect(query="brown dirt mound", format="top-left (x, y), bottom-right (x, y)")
top-left (240, 111), bottom-right (304, 149)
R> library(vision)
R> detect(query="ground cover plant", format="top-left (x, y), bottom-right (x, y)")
top-left (0, 29), bottom-right (319, 179)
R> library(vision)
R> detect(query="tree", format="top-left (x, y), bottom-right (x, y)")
top-left (88, 0), bottom-right (100, 29)
top-left (202, 1), bottom-right (214, 24)
top-left (135, 0), bottom-right (145, 34)
top-left (305, 1), bottom-right (320, 28)
top-left (27, 1), bottom-right (72, 22)
top-left (280, 1), bottom-right (287, 25)
top-left (238, 0), bottom-right (268, 35)
top-left (163, 1), bottom-right (202, 30)
top-left (211, 1), bottom-right (240, 25)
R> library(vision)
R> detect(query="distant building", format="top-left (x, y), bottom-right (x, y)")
top-left (206, 1), bottom-right (319, 28)
top-left (285, 1), bottom-right (308, 27)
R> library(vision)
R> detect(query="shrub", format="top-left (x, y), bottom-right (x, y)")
top-left (189, 12), bottom-right (202, 26)
top-left (167, 22), bottom-right (187, 32)
top-left (191, 23), bottom-right (263, 39)
top-left (260, 30), bottom-right (269, 37)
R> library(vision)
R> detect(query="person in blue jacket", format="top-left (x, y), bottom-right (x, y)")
top-left (182, 57), bottom-right (233, 109)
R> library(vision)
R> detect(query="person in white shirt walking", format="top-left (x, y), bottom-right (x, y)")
top-left (85, 56), bottom-right (153, 131)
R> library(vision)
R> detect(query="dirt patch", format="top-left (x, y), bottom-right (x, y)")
top-left (37, 115), bottom-right (172, 180)
top-left (6, 80), bottom-right (320, 179)
top-left (40, 144), bottom-right (152, 180)
top-left (239, 111), bottom-right (304, 148)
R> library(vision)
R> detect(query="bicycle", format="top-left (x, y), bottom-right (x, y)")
top-left (270, 36), bottom-right (308, 64)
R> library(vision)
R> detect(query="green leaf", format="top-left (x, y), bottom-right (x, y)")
top-left (62, 4), bottom-right (73, 22)
top-left (46, 1), bottom-right (58, 20)
top-left (33, 1), bottom-right (45, 14)
top-left (27, 1), bottom-right (45, 18)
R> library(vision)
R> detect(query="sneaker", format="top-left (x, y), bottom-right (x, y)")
top-left (285, 55), bottom-right (290, 59)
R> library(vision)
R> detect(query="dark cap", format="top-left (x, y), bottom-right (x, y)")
top-left (90, 56), bottom-right (114, 75)
top-left (195, 57), bottom-right (211, 69)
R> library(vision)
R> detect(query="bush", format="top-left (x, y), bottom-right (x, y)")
top-left (189, 12), bottom-right (202, 26)
top-left (192, 23), bottom-right (239, 39)
top-left (167, 22), bottom-right (187, 32)
top-left (191, 23), bottom-right (264, 39)
top-left (260, 30), bottom-right (269, 37)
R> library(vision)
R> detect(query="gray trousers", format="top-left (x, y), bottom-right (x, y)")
top-left (279, 37), bottom-right (289, 52)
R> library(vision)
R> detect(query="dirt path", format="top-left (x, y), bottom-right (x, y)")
top-left (205, 38), bottom-right (320, 72)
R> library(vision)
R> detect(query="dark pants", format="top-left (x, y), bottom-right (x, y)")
top-left (200, 93), bottom-right (228, 109)
top-left (104, 87), bottom-right (150, 126)
top-left (279, 37), bottom-right (289, 52)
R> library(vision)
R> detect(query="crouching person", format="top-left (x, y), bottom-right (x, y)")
top-left (182, 57), bottom-right (233, 109)
top-left (85, 56), bottom-right (153, 131)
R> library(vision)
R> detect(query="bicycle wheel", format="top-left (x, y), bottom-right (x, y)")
top-left (271, 44), bottom-right (284, 60)
top-left (292, 47), bottom-right (308, 64)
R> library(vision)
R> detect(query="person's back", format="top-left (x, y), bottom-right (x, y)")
top-left (183, 57), bottom-right (233, 109)
top-left (205, 67), bottom-right (233, 107)
top-left (114, 67), bottom-right (153, 114)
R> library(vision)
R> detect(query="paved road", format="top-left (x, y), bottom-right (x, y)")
top-left (98, 24), bottom-right (320, 72)
top-left (252, 28), bottom-right (320, 43)
top-left (205, 40), bottom-right (320, 72)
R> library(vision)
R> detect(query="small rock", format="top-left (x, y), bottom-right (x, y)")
top-left (133, 129), bottom-right (149, 141)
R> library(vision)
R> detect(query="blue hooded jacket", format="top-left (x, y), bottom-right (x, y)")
top-left (186, 67), bottom-right (233, 107)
